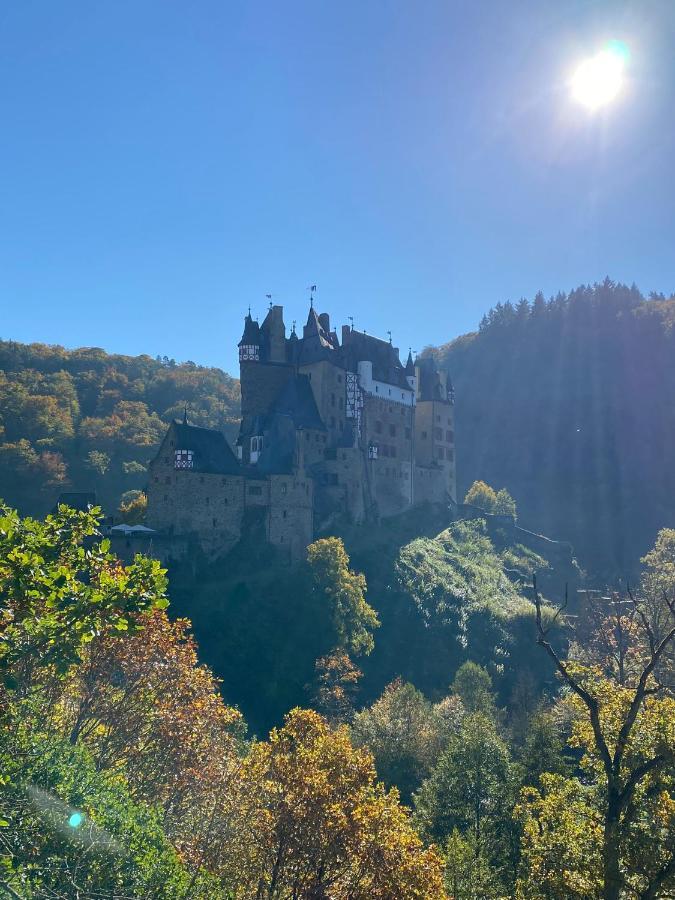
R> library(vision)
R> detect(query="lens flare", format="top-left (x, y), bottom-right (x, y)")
top-left (571, 41), bottom-right (629, 110)
top-left (68, 812), bottom-right (84, 828)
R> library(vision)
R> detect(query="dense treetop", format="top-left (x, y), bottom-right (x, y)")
top-left (0, 339), bottom-right (239, 516)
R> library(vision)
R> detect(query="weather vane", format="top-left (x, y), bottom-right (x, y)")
top-left (348, 316), bottom-right (354, 331)
top-left (266, 293), bottom-right (272, 310)
top-left (387, 330), bottom-right (392, 344)
top-left (307, 284), bottom-right (317, 307)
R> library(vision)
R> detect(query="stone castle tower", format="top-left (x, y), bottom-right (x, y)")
top-left (146, 302), bottom-right (455, 560)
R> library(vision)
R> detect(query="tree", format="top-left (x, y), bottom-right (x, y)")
top-left (530, 577), bottom-right (675, 899)
top-left (86, 449), bottom-right (111, 475)
top-left (352, 679), bottom-right (456, 803)
top-left (307, 537), bottom-right (379, 656)
top-left (0, 503), bottom-right (168, 683)
top-left (310, 649), bottom-right (362, 725)
top-left (236, 708), bottom-right (446, 898)
top-left (118, 489), bottom-right (148, 524)
top-left (414, 713), bottom-right (513, 857)
top-left (451, 661), bottom-right (498, 718)
top-left (494, 487), bottom-right (517, 519)
top-left (515, 711), bottom-right (571, 788)
top-left (444, 828), bottom-right (503, 900)
top-left (464, 480), bottom-right (497, 512)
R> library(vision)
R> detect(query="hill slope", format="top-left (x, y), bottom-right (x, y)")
top-left (0, 341), bottom-right (239, 515)
top-left (430, 279), bottom-right (675, 578)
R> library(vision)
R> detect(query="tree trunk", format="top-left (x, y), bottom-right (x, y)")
top-left (603, 801), bottom-right (622, 900)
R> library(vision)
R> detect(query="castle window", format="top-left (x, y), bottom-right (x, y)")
top-left (375, 420), bottom-right (383, 434)
top-left (281, 483), bottom-right (287, 494)
top-left (434, 427), bottom-right (442, 440)
top-left (165, 476), bottom-right (171, 484)
top-left (331, 393), bottom-right (336, 407)
top-left (421, 431), bottom-right (428, 440)
top-left (446, 430), bottom-right (454, 442)
top-left (436, 414), bottom-right (441, 422)
top-left (447, 449), bottom-right (454, 461)
top-left (375, 385), bottom-right (379, 393)
top-left (368, 442), bottom-right (379, 460)
top-left (250, 435), bottom-right (263, 463)
top-left (388, 388), bottom-right (391, 396)
top-left (239, 344), bottom-right (260, 362)
top-left (224, 498), bottom-right (228, 505)
top-left (391, 446), bottom-right (397, 458)
top-left (389, 424), bottom-right (396, 437)
top-left (154, 476), bottom-right (159, 483)
top-left (205, 496), bottom-right (210, 506)
top-left (170, 440), bottom-right (174, 447)
top-left (175, 449), bottom-right (194, 470)
top-left (381, 445), bottom-right (389, 457)
top-left (212, 517), bottom-right (217, 527)
top-left (200, 476), bottom-right (205, 484)
top-left (282, 510), bottom-right (287, 519)
top-left (339, 397), bottom-right (344, 409)
top-left (330, 416), bottom-right (335, 428)
top-left (405, 427), bottom-right (411, 439)
top-left (248, 485), bottom-right (263, 496)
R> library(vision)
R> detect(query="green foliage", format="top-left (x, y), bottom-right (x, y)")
top-left (451, 661), bottom-right (497, 718)
top-left (0, 725), bottom-right (208, 899)
top-left (0, 341), bottom-right (239, 517)
top-left (351, 680), bottom-right (461, 803)
top-left (0, 503), bottom-right (168, 681)
top-left (444, 828), bottom-right (504, 899)
top-left (494, 488), bottom-right (517, 519)
top-left (307, 537), bottom-right (379, 657)
top-left (414, 712), bottom-right (515, 884)
top-left (397, 519), bottom-right (531, 638)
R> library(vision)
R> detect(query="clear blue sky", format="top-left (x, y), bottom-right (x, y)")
top-left (1, 1), bottom-right (674, 375)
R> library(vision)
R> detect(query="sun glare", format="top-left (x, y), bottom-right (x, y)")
top-left (571, 41), bottom-right (629, 110)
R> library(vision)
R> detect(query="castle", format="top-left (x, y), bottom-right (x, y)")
top-left (146, 303), bottom-right (456, 560)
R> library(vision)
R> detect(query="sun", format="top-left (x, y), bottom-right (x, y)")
top-left (571, 41), bottom-right (629, 110)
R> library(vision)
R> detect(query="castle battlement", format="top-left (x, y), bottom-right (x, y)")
top-left (147, 302), bottom-right (456, 560)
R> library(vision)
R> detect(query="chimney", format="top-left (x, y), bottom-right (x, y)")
top-left (318, 312), bottom-right (330, 333)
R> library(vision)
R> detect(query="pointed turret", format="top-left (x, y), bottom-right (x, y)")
top-left (405, 349), bottom-right (415, 375)
top-left (239, 312), bottom-right (261, 362)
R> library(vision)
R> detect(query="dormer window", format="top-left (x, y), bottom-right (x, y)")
top-left (175, 449), bottom-right (194, 469)
top-left (239, 344), bottom-right (260, 362)
top-left (250, 435), bottom-right (263, 463)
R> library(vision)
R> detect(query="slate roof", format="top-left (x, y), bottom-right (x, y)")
top-left (239, 314), bottom-right (260, 346)
top-left (172, 422), bottom-right (241, 474)
top-left (271, 374), bottom-right (326, 430)
top-left (341, 330), bottom-right (409, 389)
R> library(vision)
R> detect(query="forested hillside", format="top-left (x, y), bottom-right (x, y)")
top-left (430, 279), bottom-right (675, 580)
top-left (0, 341), bottom-right (239, 516)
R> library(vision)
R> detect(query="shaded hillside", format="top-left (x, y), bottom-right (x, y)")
top-left (0, 340), bottom-right (240, 516)
top-left (168, 503), bottom-right (576, 735)
top-left (430, 279), bottom-right (675, 579)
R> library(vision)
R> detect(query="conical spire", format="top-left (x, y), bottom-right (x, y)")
top-left (405, 349), bottom-right (415, 375)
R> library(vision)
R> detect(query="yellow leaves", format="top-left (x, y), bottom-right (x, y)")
top-left (234, 708), bottom-right (446, 898)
